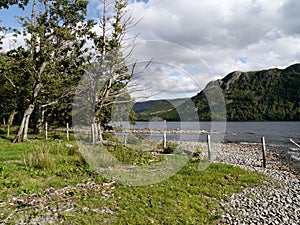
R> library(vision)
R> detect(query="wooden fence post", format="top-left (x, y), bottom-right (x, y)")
top-left (66, 123), bottom-right (69, 141)
top-left (207, 134), bottom-right (212, 161)
top-left (91, 124), bottom-right (95, 144)
top-left (45, 122), bottom-right (48, 141)
top-left (124, 133), bottom-right (127, 146)
top-left (261, 137), bottom-right (267, 168)
top-left (163, 131), bottom-right (167, 148)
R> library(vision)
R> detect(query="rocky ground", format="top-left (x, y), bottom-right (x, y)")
top-left (212, 143), bottom-right (300, 225)
top-left (0, 182), bottom-right (116, 224)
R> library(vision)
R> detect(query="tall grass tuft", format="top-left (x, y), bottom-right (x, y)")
top-left (22, 144), bottom-right (53, 170)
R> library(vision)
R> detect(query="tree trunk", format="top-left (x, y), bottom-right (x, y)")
top-left (8, 110), bottom-right (15, 126)
top-left (34, 105), bottom-right (45, 134)
top-left (92, 116), bottom-right (103, 143)
top-left (14, 80), bottom-right (43, 142)
top-left (97, 122), bottom-right (103, 143)
top-left (6, 109), bottom-right (16, 136)
top-left (13, 104), bottom-right (35, 142)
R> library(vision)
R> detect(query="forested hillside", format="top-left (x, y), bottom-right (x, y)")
top-left (132, 98), bottom-right (188, 121)
top-left (198, 63), bottom-right (300, 121)
top-left (135, 64), bottom-right (300, 121)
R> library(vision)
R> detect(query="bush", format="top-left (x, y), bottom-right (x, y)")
top-left (192, 147), bottom-right (202, 157)
top-left (126, 134), bottom-right (143, 145)
top-left (162, 142), bottom-right (178, 154)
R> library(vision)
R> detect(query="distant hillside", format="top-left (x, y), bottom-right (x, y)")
top-left (197, 63), bottom-right (300, 121)
top-left (184, 63), bottom-right (300, 121)
top-left (132, 98), bottom-right (188, 121)
top-left (134, 63), bottom-right (300, 121)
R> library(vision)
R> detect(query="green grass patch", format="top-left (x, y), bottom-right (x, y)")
top-left (0, 127), bottom-right (264, 224)
top-left (71, 162), bottom-right (262, 224)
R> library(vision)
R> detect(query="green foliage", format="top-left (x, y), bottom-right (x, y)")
top-left (162, 141), bottom-right (179, 154)
top-left (90, 0), bottom-right (134, 130)
top-left (0, 1), bottom-right (137, 138)
top-left (133, 98), bottom-right (187, 121)
top-left (1, 0), bottom-right (95, 140)
top-left (220, 64), bottom-right (300, 121)
top-left (0, 0), bottom-right (29, 9)
top-left (0, 53), bottom-right (28, 123)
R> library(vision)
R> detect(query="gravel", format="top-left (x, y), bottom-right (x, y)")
top-left (212, 143), bottom-right (300, 225)
top-left (0, 182), bottom-right (115, 225)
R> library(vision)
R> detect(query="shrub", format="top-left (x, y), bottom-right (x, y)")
top-left (192, 146), bottom-right (202, 157)
top-left (162, 142), bottom-right (178, 154)
top-left (126, 134), bottom-right (141, 145)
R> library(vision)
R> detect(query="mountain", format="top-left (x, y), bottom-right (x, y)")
top-left (193, 63), bottom-right (300, 121)
top-left (133, 63), bottom-right (300, 121)
top-left (132, 98), bottom-right (189, 121)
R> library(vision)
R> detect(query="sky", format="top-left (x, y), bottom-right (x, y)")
top-left (1, 0), bottom-right (300, 100)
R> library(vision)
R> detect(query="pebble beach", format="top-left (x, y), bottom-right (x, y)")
top-left (210, 142), bottom-right (300, 225)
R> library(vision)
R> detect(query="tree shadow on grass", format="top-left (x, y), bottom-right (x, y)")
top-left (0, 126), bottom-right (17, 142)
top-left (0, 128), bottom-right (11, 141)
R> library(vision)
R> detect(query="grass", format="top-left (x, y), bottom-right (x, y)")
top-left (0, 126), bottom-right (264, 224)
top-left (71, 162), bottom-right (262, 225)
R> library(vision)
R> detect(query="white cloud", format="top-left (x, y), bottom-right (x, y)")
top-left (124, 0), bottom-right (300, 99)
top-left (125, 40), bottom-right (213, 100)
top-left (277, 0), bottom-right (300, 35)
top-left (1, 32), bottom-right (26, 52)
top-left (1, 0), bottom-right (299, 100)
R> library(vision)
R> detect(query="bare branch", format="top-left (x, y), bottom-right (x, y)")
top-left (3, 74), bottom-right (16, 88)
top-left (41, 100), bottom-right (59, 108)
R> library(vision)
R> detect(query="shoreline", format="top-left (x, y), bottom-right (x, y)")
top-left (171, 141), bottom-right (299, 224)
top-left (164, 140), bottom-right (300, 224)
top-left (199, 142), bottom-right (300, 224)
top-left (140, 136), bottom-right (300, 175)
top-left (177, 141), bottom-right (300, 176)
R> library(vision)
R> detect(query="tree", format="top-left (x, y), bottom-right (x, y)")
top-left (82, 0), bottom-right (137, 142)
top-left (1, 48), bottom-right (34, 128)
top-left (0, 54), bottom-right (17, 125)
top-left (6, 0), bottom-right (94, 142)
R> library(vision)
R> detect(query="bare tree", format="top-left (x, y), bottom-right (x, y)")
top-left (88, 0), bottom-right (137, 142)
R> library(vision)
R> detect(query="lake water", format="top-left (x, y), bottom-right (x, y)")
top-left (127, 121), bottom-right (300, 165)
top-left (129, 121), bottom-right (300, 145)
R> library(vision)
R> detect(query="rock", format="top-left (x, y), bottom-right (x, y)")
top-left (65, 143), bottom-right (73, 148)
top-left (217, 143), bottom-right (300, 224)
